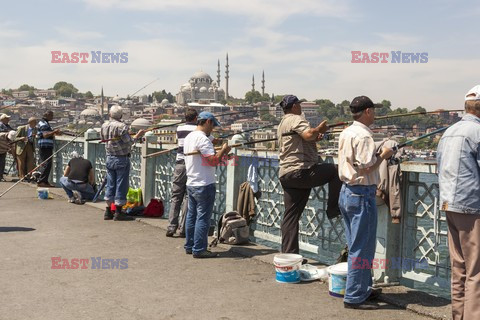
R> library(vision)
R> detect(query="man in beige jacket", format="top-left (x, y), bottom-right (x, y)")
top-left (15, 117), bottom-right (37, 179)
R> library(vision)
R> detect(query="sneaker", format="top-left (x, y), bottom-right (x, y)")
top-left (114, 209), bottom-right (135, 221)
top-left (0, 178), bottom-right (6, 182)
top-left (193, 250), bottom-right (218, 259)
top-left (367, 288), bottom-right (382, 301)
top-left (68, 197), bottom-right (75, 203)
top-left (166, 230), bottom-right (175, 237)
top-left (72, 191), bottom-right (84, 205)
top-left (104, 207), bottom-right (113, 220)
top-left (185, 249), bottom-right (192, 254)
top-left (178, 232), bottom-right (186, 238)
top-left (344, 301), bottom-right (379, 310)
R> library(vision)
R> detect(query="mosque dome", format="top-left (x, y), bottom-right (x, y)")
top-left (191, 71), bottom-right (212, 80)
top-left (217, 88), bottom-right (225, 92)
top-left (199, 87), bottom-right (207, 93)
top-left (80, 108), bottom-right (100, 117)
top-left (161, 98), bottom-right (169, 105)
top-left (131, 118), bottom-right (152, 130)
top-left (112, 95), bottom-right (120, 102)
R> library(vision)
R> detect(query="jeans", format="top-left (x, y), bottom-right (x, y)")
top-left (167, 161), bottom-right (188, 233)
top-left (38, 147), bottom-right (53, 184)
top-left (185, 183), bottom-right (216, 254)
top-left (339, 184), bottom-right (377, 304)
top-left (0, 153), bottom-right (5, 179)
top-left (59, 176), bottom-right (95, 200)
top-left (104, 155), bottom-right (130, 206)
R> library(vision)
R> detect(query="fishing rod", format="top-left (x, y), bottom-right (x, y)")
top-left (90, 109), bottom-right (260, 143)
top-left (393, 126), bottom-right (449, 151)
top-left (0, 123), bottom-right (95, 198)
top-left (129, 78), bottom-right (159, 98)
top-left (219, 123), bottom-right (278, 139)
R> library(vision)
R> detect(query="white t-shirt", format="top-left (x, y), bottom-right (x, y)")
top-left (184, 130), bottom-right (216, 187)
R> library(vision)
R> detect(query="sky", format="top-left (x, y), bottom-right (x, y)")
top-left (1, 0), bottom-right (479, 110)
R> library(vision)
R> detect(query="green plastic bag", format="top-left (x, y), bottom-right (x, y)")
top-left (126, 188), bottom-right (143, 207)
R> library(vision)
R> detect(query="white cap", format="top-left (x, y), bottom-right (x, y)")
top-left (0, 114), bottom-right (11, 120)
top-left (465, 85), bottom-right (480, 101)
top-left (109, 105), bottom-right (123, 120)
top-left (7, 130), bottom-right (16, 141)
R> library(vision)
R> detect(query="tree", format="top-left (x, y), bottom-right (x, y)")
top-left (244, 90), bottom-right (269, 104)
top-left (53, 81), bottom-right (78, 97)
top-left (85, 91), bottom-right (94, 99)
top-left (152, 90), bottom-right (175, 103)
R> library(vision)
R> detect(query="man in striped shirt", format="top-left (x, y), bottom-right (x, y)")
top-left (166, 108), bottom-right (216, 237)
top-left (37, 110), bottom-right (61, 187)
top-left (337, 96), bottom-right (394, 310)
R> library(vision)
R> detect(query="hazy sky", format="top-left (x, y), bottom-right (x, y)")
top-left (1, 0), bottom-right (478, 110)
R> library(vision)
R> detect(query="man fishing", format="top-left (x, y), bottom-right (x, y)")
top-left (37, 110), bottom-right (61, 187)
top-left (337, 96), bottom-right (394, 310)
top-left (277, 94), bottom-right (342, 254)
top-left (101, 105), bottom-right (146, 221)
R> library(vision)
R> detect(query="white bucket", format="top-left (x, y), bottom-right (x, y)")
top-left (273, 254), bottom-right (303, 283)
top-left (327, 262), bottom-right (348, 297)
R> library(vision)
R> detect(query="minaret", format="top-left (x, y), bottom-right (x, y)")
top-left (100, 86), bottom-right (104, 120)
top-left (261, 70), bottom-right (265, 96)
top-left (225, 53), bottom-right (229, 98)
top-left (252, 74), bottom-right (255, 92)
top-left (217, 59), bottom-right (221, 87)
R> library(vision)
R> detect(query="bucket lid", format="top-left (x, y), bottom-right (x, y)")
top-left (274, 254), bottom-right (303, 265)
top-left (327, 262), bottom-right (348, 275)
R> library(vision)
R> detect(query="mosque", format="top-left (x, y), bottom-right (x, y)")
top-left (176, 54), bottom-right (231, 105)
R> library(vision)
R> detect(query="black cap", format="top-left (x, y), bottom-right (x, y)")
top-left (280, 95), bottom-right (306, 109)
top-left (350, 96), bottom-right (378, 113)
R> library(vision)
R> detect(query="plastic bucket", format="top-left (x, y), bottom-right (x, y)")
top-left (274, 254), bottom-right (303, 283)
top-left (327, 262), bottom-right (348, 297)
top-left (37, 188), bottom-right (49, 200)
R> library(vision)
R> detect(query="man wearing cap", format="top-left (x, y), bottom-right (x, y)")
top-left (437, 86), bottom-right (480, 320)
top-left (0, 114), bottom-right (14, 132)
top-left (15, 117), bottom-right (37, 179)
top-left (166, 108), bottom-right (217, 238)
top-left (0, 131), bottom-right (17, 182)
top-left (37, 110), bottom-right (60, 187)
top-left (277, 94), bottom-right (342, 254)
top-left (183, 111), bottom-right (231, 258)
top-left (60, 151), bottom-right (95, 204)
top-left (338, 96), bottom-right (394, 310)
top-left (101, 105), bottom-right (146, 221)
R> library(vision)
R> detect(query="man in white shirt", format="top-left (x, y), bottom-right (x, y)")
top-left (338, 96), bottom-right (394, 310)
top-left (183, 112), bottom-right (231, 258)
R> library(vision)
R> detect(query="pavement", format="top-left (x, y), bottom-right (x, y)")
top-left (0, 180), bottom-right (449, 320)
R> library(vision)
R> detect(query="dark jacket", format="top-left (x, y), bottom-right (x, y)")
top-left (237, 182), bottom-right (256, 225)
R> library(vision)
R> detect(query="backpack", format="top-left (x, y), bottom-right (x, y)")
top-left (210, 211), bottom-right (249, 247)
top-left (143, 199), bottom-right (164, 217)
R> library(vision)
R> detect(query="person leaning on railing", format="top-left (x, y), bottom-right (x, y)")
top-left (437, 85), bottom-right (480, 320)
top-left (101, 105), bottom-right (146, 221)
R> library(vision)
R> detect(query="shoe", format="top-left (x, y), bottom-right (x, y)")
top-left (193, 250), bottom-right (218, 259)
top-left (178, 232), bottom-right (186, 238)
top-left (72, 191), bottom-right (85, 205)
top-left (37, 182), bottom-right (50, 187)
top-left (302, 259), bottom-right (308, 265)
top-left (104, 207), bottom-right (113, 220)
top-left (166, 230), bottom-right (175, 237)
top-left (367, 288), bottom-right (382, 301)
top-left (114, 208), bottom-right (135, 221)
top-left (0, 178), bottom-right (6, 182)
top-left (185, 249), bottom-right (192, 254)
top-left (68, 197), bottom-right (75, 203)
top-left (344, 301), bottom-right (379, 310)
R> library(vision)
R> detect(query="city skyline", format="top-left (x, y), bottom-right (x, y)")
top-left (1, 0), bottom-right (479, 110)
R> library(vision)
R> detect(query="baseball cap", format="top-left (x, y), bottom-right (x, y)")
top-left (0, 114), bottom-right (11, 120)
top-left (198, 111), bottom-right (221, 127)
top-left (349, 96), bottom-right (379, 113)
top-left (465, 85), bottom-right (480, 101)
top-left (280, 95), bottom-right (306, 109)
top-left (7, 130), bottom-right (16, 141)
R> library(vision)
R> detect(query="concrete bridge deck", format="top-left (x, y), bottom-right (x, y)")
top-left (0, 181), bottom-right (450, 320)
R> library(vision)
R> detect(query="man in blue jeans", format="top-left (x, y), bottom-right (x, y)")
top-left (101, 105), bottom-right (145, 221)
top-left (183, 112), bottom-right (231, 258)
top-left (60, 151), bottom-right (95, 204)
top-left (337, 96), bottom-right (394, 310)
